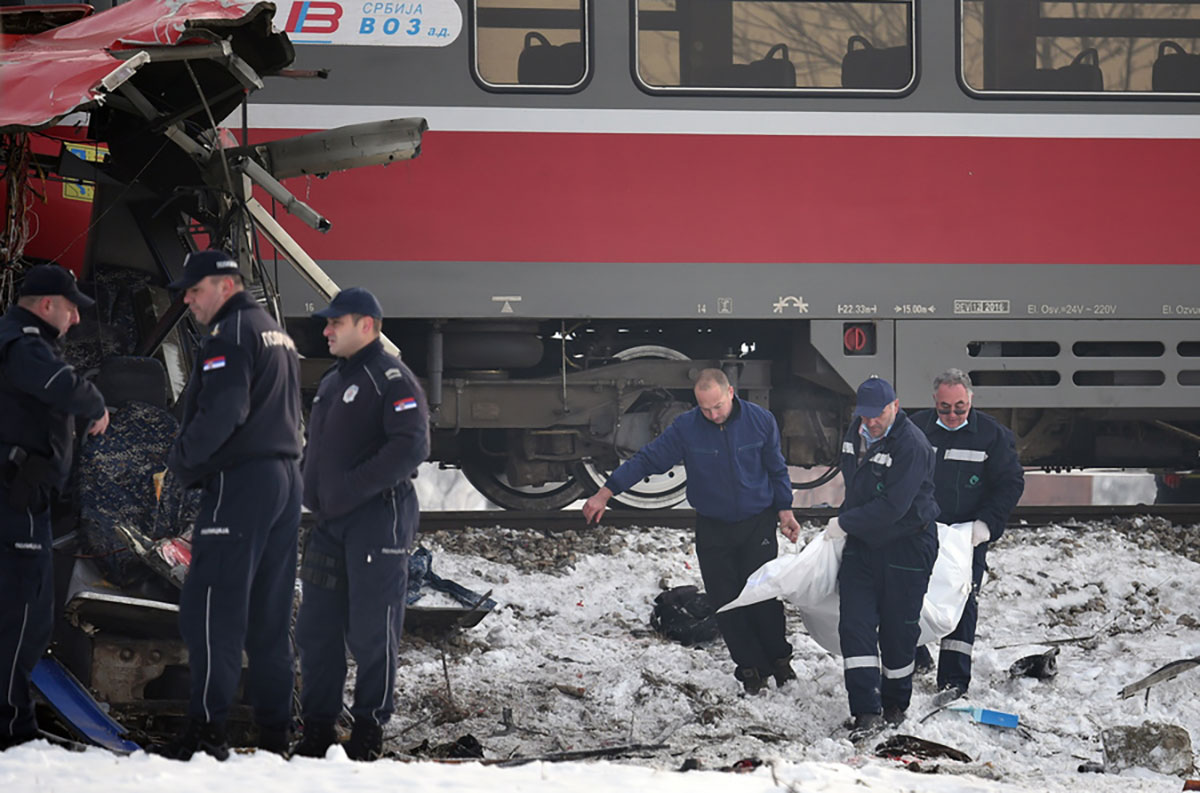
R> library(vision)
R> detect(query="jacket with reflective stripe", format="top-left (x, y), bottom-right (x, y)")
top-left (839, 409), bottom-right (939, 548)
top-left (907, 407), bottom-right (1025, 542)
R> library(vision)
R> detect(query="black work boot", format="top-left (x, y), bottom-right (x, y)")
top-left (846, 713), bottom-right (885, 743)
top-left (344, 720), bottom-right (383, 762)
top-left (291, 720), bottom-right (337, 759)
top-left (771, 657), bottom-right (797, 688)
top-left (882, 705), bottom-right (906, 726)
top-left (734, 667), bottom-right (767, 696)
top-left (256, 723), bottom-right (291, 757)
top-left (148, 719), bottom-right (229, 761)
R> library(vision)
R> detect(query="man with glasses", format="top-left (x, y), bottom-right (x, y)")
top-left (908, 368), bottom-right (1025, 705)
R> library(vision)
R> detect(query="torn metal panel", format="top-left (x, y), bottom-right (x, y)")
top-left (0, 0), bottom-right (292, 132)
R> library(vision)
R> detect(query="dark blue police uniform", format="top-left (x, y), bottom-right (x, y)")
top-left (606, 397), bottom-right (795, 683)
top-left (837, 409), bottom-right (939, 719)
top-left (168, 290), bottom-right (303, 735)
top-left (908, 407), bottom-right (1024, 692)
top-left (0, 302), bottom-right (105, 747)
top-left (297, 339), bottom-right (429, 736)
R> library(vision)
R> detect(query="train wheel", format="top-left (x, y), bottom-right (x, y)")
top-left (578, 345), bottom-right (691, 510)
top-left (461, 458), bottom-right (590, 511)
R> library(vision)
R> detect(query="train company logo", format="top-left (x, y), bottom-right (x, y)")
top-left (274, 0), bottom-right (461, 47)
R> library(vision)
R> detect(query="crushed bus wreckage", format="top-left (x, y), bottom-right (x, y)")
top-left (0, 0), bottom-right (471, 751)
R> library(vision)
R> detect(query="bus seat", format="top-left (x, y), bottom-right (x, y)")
top-left (1153, 41), bottom-right (1200, 92)
top-left (841, 35), bottom-right (912, 89)
top-left (517, 31), bottom-right (585, 86)
top-left (724, 43), bottom-right (796, 88)
top-left (1020, 48), bottom-right (1103, 91)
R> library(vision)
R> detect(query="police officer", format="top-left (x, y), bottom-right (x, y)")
top-left (293, 288), bottom-right (429, 761)
top-left (830, 376), bottom-right (938, 740)
top-left (152, 250), bottom-right (302, 761)
top-left (583, 368), bottom-right (802, 695)
top-left (908, 368), bottom-right (1025, 703)
top-left (0, 265), bottom-right (109, 750)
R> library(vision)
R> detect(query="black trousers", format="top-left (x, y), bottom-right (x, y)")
top-left (695, 508), bottom-right (791, 674)
top-left (0, 488), bottom-right (52, 741)
top-left (179, 457), bottom-right (301, 728)
top-left (297, 487), bottom-right (415, 727)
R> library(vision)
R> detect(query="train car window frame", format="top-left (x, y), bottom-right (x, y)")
top-left (470, 0), bottom-right (593, 93)
top-left (631, 0), bottom-right (918, 96)
top-left (958, 0), bottom-right (1200, 99)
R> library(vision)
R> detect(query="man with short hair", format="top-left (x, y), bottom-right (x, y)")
top-left (153, 249), bottom-right (303, 761)
top-left (830, 376), bottom-right (938, 740)
top-left (908, 368), bottom-right (1024, 703)
top-left (583, 369), bottom-right (801, 694)
top-left (0, 265), bottom-right (109, 750)
top-left (293, 287), bottom-right (428, 761)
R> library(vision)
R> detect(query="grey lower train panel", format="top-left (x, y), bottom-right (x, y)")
top-left (277, 259), bottom-right (1198, 322)
top-left (891, 319), bottom-right (1200, 409)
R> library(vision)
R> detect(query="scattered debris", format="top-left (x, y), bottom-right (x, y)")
top-left (1117, 656), bottom-right (1200, 700)
top-left (1101, 721), bottom-right (1195, 776)
top-left (1008, 647), bottom-right (1059, 679)
top-left (875, 734), bottom-right (972, 763)
top-left (407, 734), bottom-right (485, 759)
top-left (948, 706), bottom-right (1020, 729)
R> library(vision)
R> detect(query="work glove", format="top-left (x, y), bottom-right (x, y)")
top-left (824, 516), bottom-right (846, 541)
top-left (971, 520), bottom-right (991, 547)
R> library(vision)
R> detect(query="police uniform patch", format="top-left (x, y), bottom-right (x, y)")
top-left (202, 356), bottom-right (226, 371)
top-left (384, 368), bottom-right (402, 380)
top-left (394, 397), bottom-right (418, 412)
top-left (343, 384), bottom-right (359, 403)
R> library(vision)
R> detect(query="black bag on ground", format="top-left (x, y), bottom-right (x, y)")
top-left (1153, 41), bottom-right (1200, 92)
top-left (841, 35), bottom-right (912, 89)
top-left (650, 585), bottom-right (719, 646)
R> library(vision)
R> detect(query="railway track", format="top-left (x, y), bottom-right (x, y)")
top-left (405, 504), bottom-right (1200, 533)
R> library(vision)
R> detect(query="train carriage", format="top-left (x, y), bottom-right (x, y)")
top-left (11, 0), bottom-right (1200, 509)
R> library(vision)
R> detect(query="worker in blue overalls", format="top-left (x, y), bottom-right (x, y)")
top-left (0, 265), bottom-right (109, 751)
top-left (293, 288), bottom-right (429, 761)
top-left (830, 376), bottom-right (938, 741)
top-left (909, 368), bottom-right (1025, 704)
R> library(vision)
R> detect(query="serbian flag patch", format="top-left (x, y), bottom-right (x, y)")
top-left (394, 397), bottom-right (418, 412)
top-left (202, 356), bottom-right (226, 372)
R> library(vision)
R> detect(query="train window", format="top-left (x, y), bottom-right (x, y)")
top-left (472, 0), bottom-right (589, 91)
top-left (634, 0), bottom-right (915, 93)
top-left (961, 1), bottom-right (1200, 95)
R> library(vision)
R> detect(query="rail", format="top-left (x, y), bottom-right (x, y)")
top-left (377, 504), bottom-right (1200, 533)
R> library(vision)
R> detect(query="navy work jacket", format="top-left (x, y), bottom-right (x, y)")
top-left (169, 291), bottom-right (302, 488)
top-left (0, 306), bottom-right (106, 491)
top-left (907, 408), bottom-right (1025, 543)
top-left (839, 409), bottom-right (939, 548)
top-left (606, 397), bottom-right (793, 523)
top-left (302, 339), bottom-right (430, 523)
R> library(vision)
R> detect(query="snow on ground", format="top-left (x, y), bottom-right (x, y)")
top-left (3, 505), bottom-right (1198, 792)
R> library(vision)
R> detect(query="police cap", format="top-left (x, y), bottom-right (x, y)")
top-left (167, 250), bottom-right (242, 290)
top-left (20, 264), bottom-right (95, 309)
top-left (313, 287), bottom-right (383, 320)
